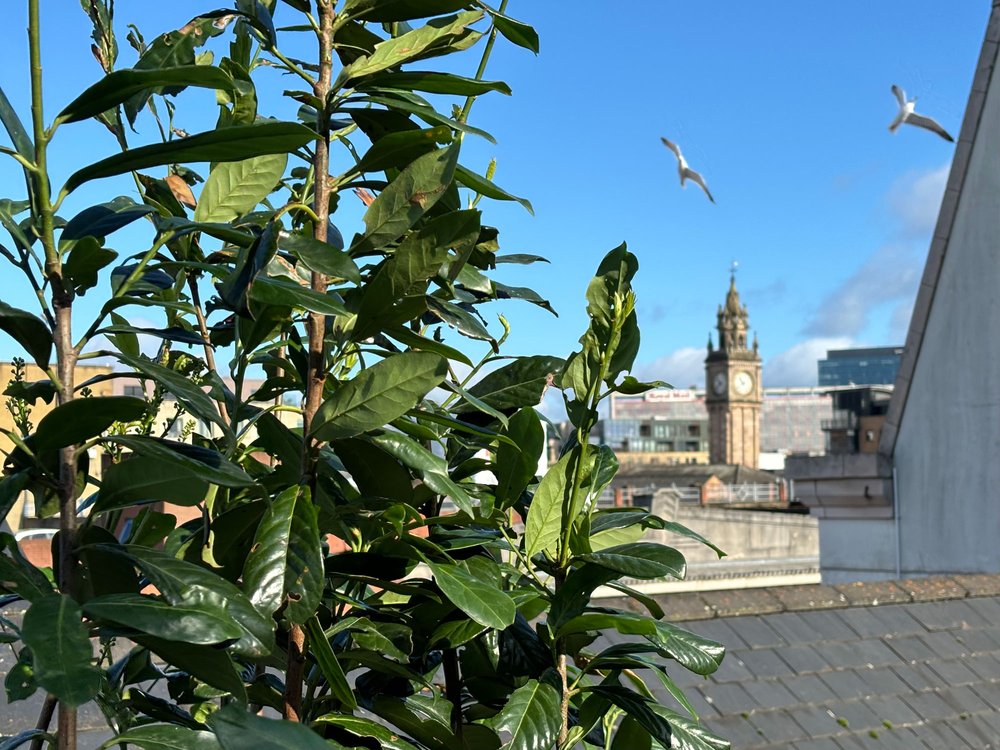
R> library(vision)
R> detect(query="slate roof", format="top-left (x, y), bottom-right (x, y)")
top-left (615, 463), bottom-right (779, 487)
top-left (608, 574), bottom-right (1000, 748)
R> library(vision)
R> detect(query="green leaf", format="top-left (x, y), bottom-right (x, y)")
top-left (84, 593), bottom-right (243, 644)
top-left (459, 356), bottom-right (563, 414)
top-left (64, 121), bottom-right (315, 193)
top-left (385, 325), bottom-right (472, 367)
top-left (209, 702), bottom-right (333, 750)
top-left (0, 302), bottom-right (51, 370)
top-left (427, 561), bottom-right (515, 629)
top-left (64, 238), bottom-right (117, 294)
top-left (351, 144), bottom-right (460, 255)
top-left (611, 717), bottom-right (651, 750)
top-left (4, 649), bottom-right (36, 703)
top-left (33, 396), bottom-right (147, 452)
top-left (115, 353), bottom-right (229, 433)
top-left (106, 435), bottom-right (254, 487)
top-left (62, 196), bottom-right (156, 241)
top-left (312, 715), bottom-right (419, 750)
top-left (339, 12), bottom-right (484, 82)
top-left (356, 126), bottom-right (453, 174)
top-left (361, 71), bottom-right (511, 97)
top-left (494, 407), bottom-right (543, 509)
top-left (485, 679), bottom-right (560, 750)
top-left (576, 543), bottom-right (686, 580)
top-left (195, 153), bottom-right (288, 223)
top-left (304, 615), bottom-right (357, 710)
top-left (491, 12), bottom-right (539, 54)
top-left (58, 65), bottom-right (234, 124)
top-left (279, 233), bottom-right (360, 282)
top-left (98, 725), bottom-right (222, 750)
top-left (136, 636), bottom-right (247, 701)
top-left (425, 298), bottom-right (493, 344)
top-left (649, 706), bottom-right (731, 750)
top-left (101, 545), bottom-right (273, 657)
top-left (242, 486), bottom-right (323, 624)
top-left (343, 0), bottom-right (471, 22)
top-left (249, 276), bottom-right (349, 316)
top-left (587, 685), bottom-right (672, 749)
top-left (524, 450), bottom-right (573, 559)
top-left (391, 209), bottom-right (481, 295)
top-left (370, 431), bottom-right (475, 515)
top-left (0, 730), bottom-right (56, 750)
top-left (21, 595), bottom-right (101, 707)
top-left (455, 164), bottom-right (532, 214)
top-left (652, 518), bottom-right (727, 559)
top-left (311, 352), bottom-right (447, 441)
top-left (94, 455), bottom-right (209, 512)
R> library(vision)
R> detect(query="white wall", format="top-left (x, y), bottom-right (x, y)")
top-left (894, 54), bottom-right (1000, 574)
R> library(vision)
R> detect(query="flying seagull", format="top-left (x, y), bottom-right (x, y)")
top-left (888, 85), bottom-right (954, 142)
top-left (660, 136), bottom-right (715, 203)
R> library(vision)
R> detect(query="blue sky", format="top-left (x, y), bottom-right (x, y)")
top-left (0, 2), bottom-right (989, 389)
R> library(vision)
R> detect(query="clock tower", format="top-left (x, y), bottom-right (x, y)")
top-left (705, 273), bottom-right (762, 467)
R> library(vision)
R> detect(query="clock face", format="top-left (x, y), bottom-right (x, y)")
top-left (712, 372), bottom-right (727, 395)
top-left (734, 371), bottom-right (754, 396)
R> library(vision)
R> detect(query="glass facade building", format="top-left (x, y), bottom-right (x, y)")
top-left (818, 347), bottom-right (903, 387)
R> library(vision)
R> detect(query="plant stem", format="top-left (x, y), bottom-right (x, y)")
top-left (458, 0), bottom-right (509, 123)
top-left (29, 1), bottom-right (78, 748)
top-left (443, 648), bottom-right (464, 741)
top-left (558, 653), bottom-right (570, 746)
top-left (286, 0), bottom-right (335, 723)
top-left (187, 273), bottom-right (229, 424)
top-left (29, 694), bottom-right (56, 750)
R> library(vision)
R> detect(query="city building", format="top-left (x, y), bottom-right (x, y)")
top-left (788, 8), bottom-right (1000, 581)
top-left (705, 274), bottom-right (763, 467)
top-left (817, 346), bottom-right (903, 387)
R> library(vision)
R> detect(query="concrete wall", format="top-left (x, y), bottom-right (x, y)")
top-left (816, 519), bottom-right (897, 583)
top-left (893, 44), bottom-right (1000, 574)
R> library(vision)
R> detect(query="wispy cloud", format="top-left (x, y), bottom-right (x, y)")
top-left (887, 163), bottom-right (949, 237)
top-left (633, 346), bottom-right (706, 390)
top-left (764, 336), bottom-right (854, 387)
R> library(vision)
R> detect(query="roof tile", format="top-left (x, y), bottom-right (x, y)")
top-left (896, 577), bottom-right (968, 602)
top-left (832, 580), bottom-right (909, 607)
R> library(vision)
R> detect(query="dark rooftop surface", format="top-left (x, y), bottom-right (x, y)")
top-left (607, 574), bottom-right (1000, 748)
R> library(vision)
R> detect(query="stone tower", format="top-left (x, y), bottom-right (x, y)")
top-left (705, 274), bottom-right (763, 467)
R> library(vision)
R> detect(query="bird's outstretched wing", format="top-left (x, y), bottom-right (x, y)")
top-left (685, 168), bottom-right (715, 203)
top-left (660, 136), bottom-right (682, 160)
top-left (891, 84), bottom-right (906, 107)
top-left (906, 112), bottom-right (954, 142)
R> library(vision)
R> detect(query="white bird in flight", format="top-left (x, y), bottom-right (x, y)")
top-left (660, 136), bottom-right (715, 203)
top-left (888, 85), bottom-right (954, 142)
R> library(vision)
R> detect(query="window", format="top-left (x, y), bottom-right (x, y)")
top-left (123, 384), bottom-right (144, 398)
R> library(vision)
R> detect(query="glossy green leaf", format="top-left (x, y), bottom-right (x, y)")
top-left (136, 636), bottom-right (246, 700)
top-left (62, 197), bottom-right (156, 240)
top-left (385, 325), bottom-right (472, 366)
top-left (455, 164), bottom-right (532, 214)
top-left (342, 0), bottom-right (471, 21)
top-left (84, 593), bottom-right (243, 644)
top-left (195, 153), bottom-right (287, 223)
top-left (611, 717), bottom-right (651, 750)
top-left (106, 435), bottom-right (254, 487)
top-left (370, 431), bottom-right (475, 515)
top-left (218, 221), bottom-right (279, 315)
top-left (304, 615), bottom-right (357, 710)
top-left (209, 703), bottom-right (333, 750)
top-left (427, 561), bottom-right (515, 629)
top-left (0, 729), bottom-right (56, 750)
top-left (652, 518), bottom-right (727, 559)
top-left (64, 238), bottom-right (117, 294)
top-left (492, 12), bottom-right (539, 54)
top-left (576, 543), bottom-right (686, 580)
top-left (33, 396), bottom-right (147, 451)
top-left (524, 450), bottom-right (573, 559)
top-left (459, 355), bottom-right (563, 414)
top-left (356, 126), bottom-right (453, 174)
top-left (0, 302), bottom-right (51, 370)
top-left (351, 144), bottom-right (460, 255)
top-left (425, 298), bottom-right (493, 343)
top-left (361, 71), bottom-right (510, 97)
top-left (58, 66), bottom-right (234, 124)
top-left (102, 545), bottom-right (273, 657)
top-left (649, 705), bottom-right (731, 750)
top-left (311, 352), bottom-right (447, 441)
top-left (393, 209), bottom-right (481, 294)
top-left (548, 564), bottom-right (618, 631)
top-left (278, 233), bottom-right (360, 282)
top-left (0, 84), bottom-right (33, 164)
top-left (339, 11), bottom-right (484, 82)
top-left (64, 121), bottom-right (315, 193)
top-left (313, 714), bottom-right (418, 750)
top-left (249, 276), bottom-right (349, 316)
top-left (21, 595), bottom-right (101, 707)
top-left (99, 725), bottom-right (222, 750)
top-left (494, 407), bottom-right (543, 509)
top-left (93, 454), bottom-right (208, 511)
top-left (116, 353), bottom-right (229, 433)
top-left (485, 678), bottom-right (560, 750)
top-left (242, 486), bottom-right (323, 624)
top-left (587, 685), bottom-right (672, 748)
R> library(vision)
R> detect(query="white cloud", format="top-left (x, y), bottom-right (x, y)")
top-left (764, 336), bottom-right (854, 387)
top-left (633, 346), bottom-right (706, 390)
top-left (888, 163), bottom-right (949, 238)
